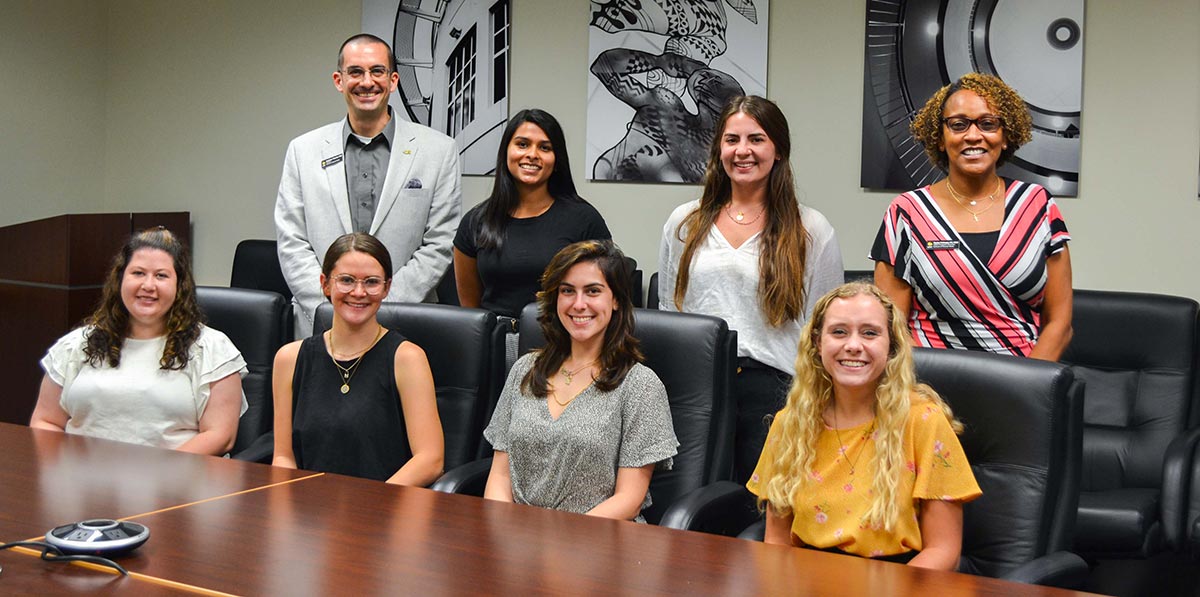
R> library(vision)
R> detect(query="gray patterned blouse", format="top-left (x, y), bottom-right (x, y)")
top-left (483, 353), bottom-right (678, 521)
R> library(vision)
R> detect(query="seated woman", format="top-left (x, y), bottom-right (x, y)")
top-left (453, 109), bottom-right (611, 363)
top-left (871, 72), bottom-right (1072, 360)
top-left (483, 240), bottom-right (677, 521)
top-left (747, 282), bottom-right (981, 570)
top-left (31, 228), bottom-right (247, 455)
top-left (272, 232), bottom-right (444, 485)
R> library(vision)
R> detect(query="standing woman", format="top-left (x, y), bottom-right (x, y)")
top-left (483, 240), bottom-right (677, 521)
top-left (454, 109), bottom-right (611, 363)
top-left (871, 72), bottom-right (1073, 360)
top-left (273, 232), bottom-right (444, 485)
top-left (31, 228), bottom-right (247, 454)
top-left (658, 95), bottom-right (844, 483)
top-left (748, 282), bottom-right (981, 570)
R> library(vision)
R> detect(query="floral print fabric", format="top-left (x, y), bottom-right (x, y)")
top-left (746, 396), bottom-right (982, 557)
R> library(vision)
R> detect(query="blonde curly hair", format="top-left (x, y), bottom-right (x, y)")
top-left (757, 282), bottom-right (963, 531)
top-left (909, 72), bottom-right (1033, 171)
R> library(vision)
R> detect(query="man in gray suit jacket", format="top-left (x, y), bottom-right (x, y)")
top-left (276, 34), bottom-right (462, 336)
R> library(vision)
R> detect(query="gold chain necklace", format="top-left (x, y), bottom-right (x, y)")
top-left (946, 178), bottom-right (1004, 222)
top-left (560, 359), bottom-right (597, 387)
top-left (724, 203), bottom-right (765, 226)
top-left (328, 325), bottom-right (384, 394)
top-left (831, 410), bottom-right (875, 476)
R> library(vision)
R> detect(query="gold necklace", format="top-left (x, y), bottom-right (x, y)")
top-left (946, 178), bottom-right (1004, 222)
top-left (724, 202), bottom-right (765, 226)
top-left (328, 325), bottom-right (384, 394)
top-left (559, 359), bottom-right (597, 387)
top-left (831, 410), bottom-right (875, 476)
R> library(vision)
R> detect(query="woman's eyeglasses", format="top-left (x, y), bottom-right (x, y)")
top-left (333, 275), bottom-right (386, 295)
top-left (942, 116), bottom-right (1003, 133)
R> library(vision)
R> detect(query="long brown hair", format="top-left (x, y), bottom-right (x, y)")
top-left (84, 227), bottom-right (202, 370)
top-left (522, 240), bottom-right (642, 397)
top-left (672, 95), bottom-right (809, 326)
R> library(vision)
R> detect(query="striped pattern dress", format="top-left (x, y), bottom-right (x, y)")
top-left (870, 179), bottom-right (1070, 356)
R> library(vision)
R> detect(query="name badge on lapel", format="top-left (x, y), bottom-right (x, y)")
top-left (321, 154), bottom-right (344, 169)
top-left (925, 240), bottom-right (961, 251)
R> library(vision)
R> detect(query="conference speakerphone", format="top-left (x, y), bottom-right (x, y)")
top-left (45, 519), bottom-right (150, 556)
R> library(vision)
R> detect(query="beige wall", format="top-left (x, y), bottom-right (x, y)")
top-left (0, 0), bottom-right (108, 225)
top-left (3, 0), bottom-right (1199, 300)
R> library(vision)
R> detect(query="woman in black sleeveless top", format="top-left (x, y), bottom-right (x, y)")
top-left (272, 233), bottom-right (444, 484)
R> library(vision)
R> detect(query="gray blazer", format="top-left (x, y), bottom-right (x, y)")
top-left (275, 118), bottom-right (462, 336)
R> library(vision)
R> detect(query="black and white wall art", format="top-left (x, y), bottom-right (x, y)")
top-left (861, 0), bottom-right (1085, 196)
top-left (586, 0), bottom-right (769, 184)
top-left (364, 0), bottom-right (511, 175)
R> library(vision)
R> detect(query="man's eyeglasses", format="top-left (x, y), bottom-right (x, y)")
top-left (942, 116), bottom-right (1004, 133)
top-left (333, 275), bottom-right (387, 295)
top-left (341, 66), bottom-right (391, 81)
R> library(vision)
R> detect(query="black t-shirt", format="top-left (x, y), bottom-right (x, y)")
top-left (453, 197), bottom-right (611, 317)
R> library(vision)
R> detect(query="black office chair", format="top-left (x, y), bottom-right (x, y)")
top-left (1060, 290), bottom-right (1200, 559)
top-left (195, 286), bottom-right (293, 459)
top-left (660, 348), bottom-right (1088, 588)
top-left (843, 269), bottom-right (873, 282)
top-left (314, 302), bottom-right (504, 472)
top-left (231, 239), bottom-right (293, 302)
top-left (436, 263), bottom-right (459, 306)
top-left (433, 305), bottom-right (738, 524)
top-left (623, 256), bottom-right (644, 308)
top-left (647, 272), bottom-right (659, 310)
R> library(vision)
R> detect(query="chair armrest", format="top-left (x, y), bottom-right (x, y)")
top-left (1162, 427), bottom-right (1200, 551)
top-left (999, 551), bottom-right (1090, 589)
top-left (658, 480), bottom-right (761, 536)
top-left (430, 458), bottom-right (492, 496)
top-left (231, 432), bottom-right (274, 464)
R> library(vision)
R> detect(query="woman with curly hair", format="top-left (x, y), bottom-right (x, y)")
top-left (871, 72), bottom-right (1073, 360)
top-left (747, 282), bottom-right (981, 570)
top-left (31, 228), bottom-right (247, 454)
top-left (658, 95), bottom-right (844, 484)
top-left (483, 240), bottom-right (677, 521)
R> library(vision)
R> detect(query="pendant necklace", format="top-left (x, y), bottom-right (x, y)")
top-left (560, 359), bottom-right (597, 387)
top-left (724, 203), bottom-right (765, 226)
top-left (946, 178), bottom-right (1004, 222)
top-left (328, 325), bottom-right (384, 394)
top-left (832, 410), bottom-right (875, 476)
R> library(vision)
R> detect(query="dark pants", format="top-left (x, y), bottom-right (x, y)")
top-left (732, 359), bottom-right (792, 485)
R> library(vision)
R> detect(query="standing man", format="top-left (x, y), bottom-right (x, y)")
top-left (276, 34), bottom-right (461, 336)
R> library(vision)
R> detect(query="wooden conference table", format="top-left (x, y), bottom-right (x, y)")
top-left (0, 424), bottom-right (1101, 596)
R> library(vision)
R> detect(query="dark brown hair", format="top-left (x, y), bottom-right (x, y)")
top-left (672, 95), bottom-right (810, 326)
top-left (522, 240), bottom-right (642, 397)
top-left (84, 227), bottom-right (201, 370)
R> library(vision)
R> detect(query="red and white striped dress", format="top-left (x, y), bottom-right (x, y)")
top-left (870, 180), bottom-right (1070, 357)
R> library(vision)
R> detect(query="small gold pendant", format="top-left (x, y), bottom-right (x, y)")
top-left (972, 214), bottom-right (980, 222)
top-left (735, 212), bottom-right (745, 222)
top-left (340, 384), bottom-right (350, 394)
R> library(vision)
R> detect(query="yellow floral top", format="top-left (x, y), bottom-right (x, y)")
top-left (746, 396), bottom-right (982, 557)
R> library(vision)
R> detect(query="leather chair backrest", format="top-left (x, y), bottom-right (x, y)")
top-left (913, 348), bottom-right (1083, 578)
top-left (647, 272), bottom-right (659, 310)
top-left (196, 286), bottom-right (293, 453)
top-left (315, 302), bottom-right (502, 471)
top-left (518, 303), bottom-right (737, 524)
top-left (623, 256), bottom-right (644, 308)
top-left (230, 239), bottom-right (293, 302)
top-left (1061, 290), bottom-right (1200, 491)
